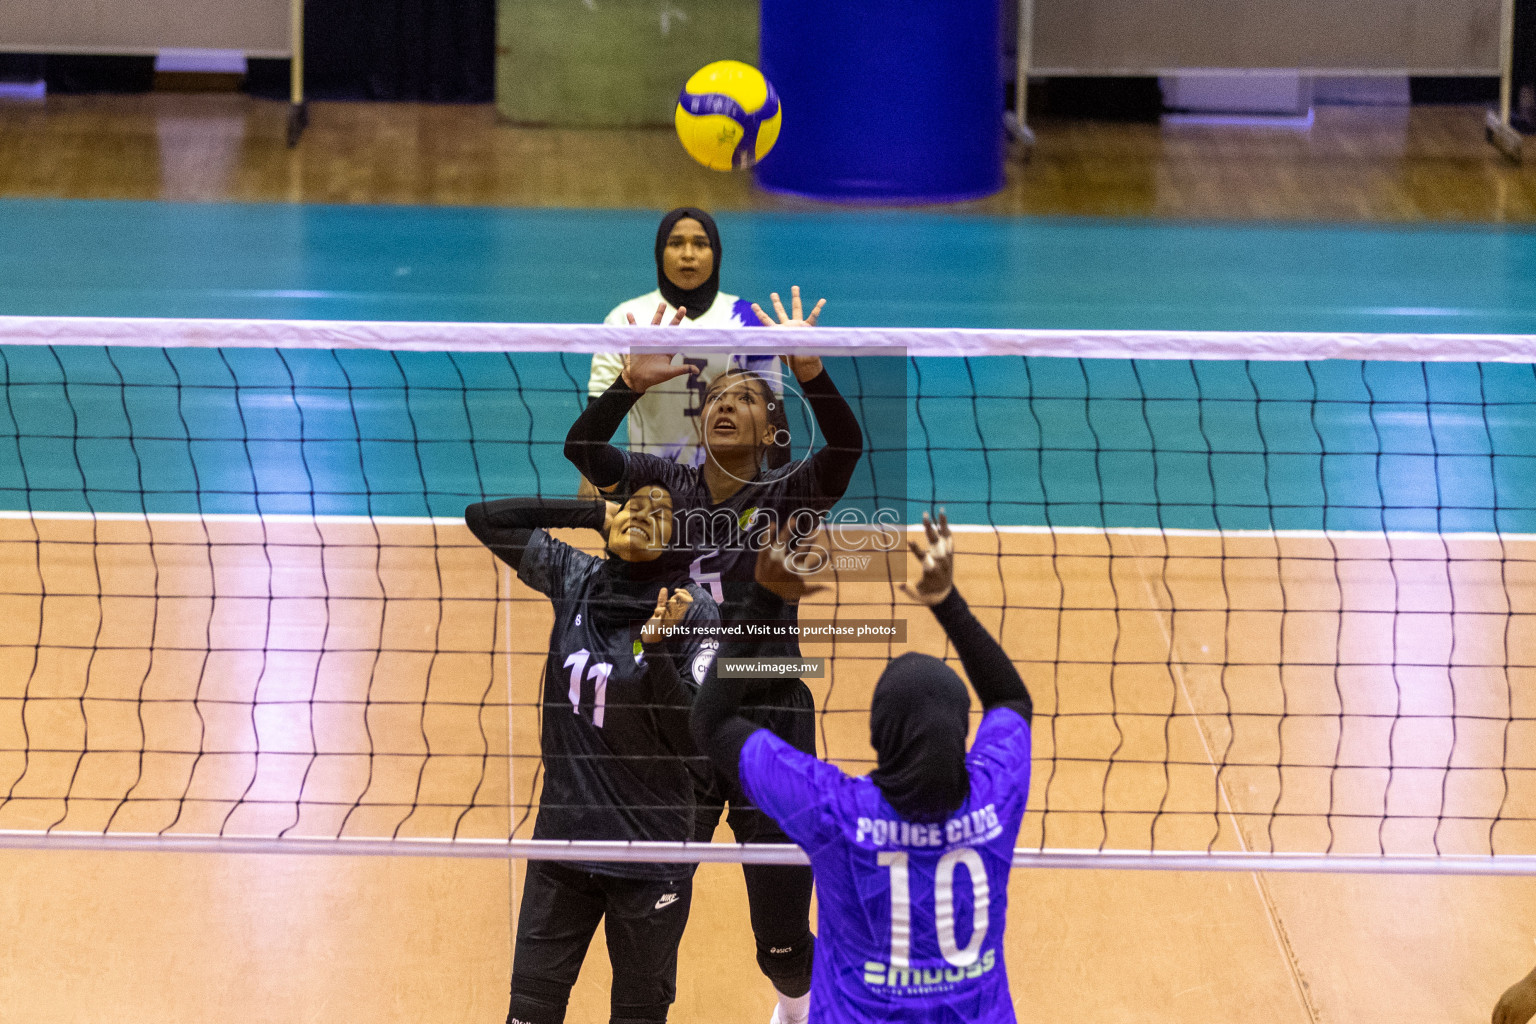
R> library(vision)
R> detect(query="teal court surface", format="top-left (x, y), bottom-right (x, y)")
top-left (0, 199), bottom-right (1533, 531)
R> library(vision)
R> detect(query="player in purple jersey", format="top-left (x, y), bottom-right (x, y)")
top-left (691, 513), bottom-right (1033, 1024)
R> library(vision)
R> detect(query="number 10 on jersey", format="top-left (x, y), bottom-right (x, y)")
top-left (878, 849), bottom-right (990, 969)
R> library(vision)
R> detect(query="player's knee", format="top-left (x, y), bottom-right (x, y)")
top-left (755, 932), bottom-right (814, 996)
top-left (608, 962), bottom-right (677, 1023)
top-left (610, 1003), bottom-right (671, 1024)
top-left (509, 973), bottom-right (573, 1024)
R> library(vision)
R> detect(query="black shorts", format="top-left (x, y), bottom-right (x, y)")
top-left (688, 678), bottom-right (818, 996)
top-left (692, 678), bottom-right (816, 844)
top-left (509, 861), bottom-right (694, 1024)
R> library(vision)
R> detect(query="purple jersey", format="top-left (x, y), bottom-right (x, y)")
top-left (739, 708), bottom-right (1032, 1024)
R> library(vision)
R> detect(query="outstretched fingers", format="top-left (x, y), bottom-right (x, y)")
top-left (922, 511), bottom-right (941, 546)
top-left (637, 302), bottom-right (687, 326)
top-left (753, 288), bottom-right (826, 327)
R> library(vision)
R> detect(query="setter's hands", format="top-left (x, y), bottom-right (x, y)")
top-left (641, 588), bottom-right (695, 647)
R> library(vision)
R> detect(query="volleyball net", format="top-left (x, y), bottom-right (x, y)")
top-left (0, 315), bottom-right (1531, 875)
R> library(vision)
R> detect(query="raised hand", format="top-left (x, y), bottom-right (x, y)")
top-left (619, 303), bottom-right (697, 393)
top-left (900, 510), bottom-right (954, 607)
top-left (641, 587), bottom-right (695, 647)
top-left (752, 286), bottom-right (824, 328)
top-left (626, 301), bottom-right (688, 327)
top-left (754, 523), bottom-right (831, 604)
top-left (752, 286), bottom-right (826, 382)
top-left (620, 351), bottom-right (699, 392)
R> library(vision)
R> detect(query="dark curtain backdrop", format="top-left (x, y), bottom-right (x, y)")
top-left (1517, 0), bottom-right (1536, 130)
top-left (303, 0), bottom-right (494, 101)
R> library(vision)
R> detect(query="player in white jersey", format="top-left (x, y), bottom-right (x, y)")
top-left (589, 207), bottom-right (779, 468)
top-left (691, 514), bottom-right (1034, 1024)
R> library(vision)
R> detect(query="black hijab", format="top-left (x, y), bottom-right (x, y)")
top-left (655, 207), bottom-right (721, 319)
top-left (589, 475), bottom-right (696, 635)
top-left (869, 653), bottom-right (972, 822)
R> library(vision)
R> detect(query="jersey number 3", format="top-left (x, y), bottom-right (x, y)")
top-left (878, 849), bottom-right (990, 969)
top-left (563, 650), bottom-right (613, 728)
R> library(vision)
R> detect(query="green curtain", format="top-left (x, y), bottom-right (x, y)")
top-left (497, 0), bottom-right (758, 126)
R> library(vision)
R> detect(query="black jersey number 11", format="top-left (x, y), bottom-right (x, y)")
top-left (563, 649), bottom-right (613, 727)
top-left (681, 358), bottom-right (709, 417)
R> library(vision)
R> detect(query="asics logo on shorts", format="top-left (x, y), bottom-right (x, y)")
top-left (654, 892), bottom-right (679, 910)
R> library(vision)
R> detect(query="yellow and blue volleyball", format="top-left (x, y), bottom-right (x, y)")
top-left (675, 60), bottom-right (782, 171)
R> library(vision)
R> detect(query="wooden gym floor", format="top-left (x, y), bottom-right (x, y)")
top-left (0, 92), bottom-right (1533, 220)
top-left (0, 519), bottom-right (1528, 1021)
top-left (0, 91), bottom-right (1533, 1023)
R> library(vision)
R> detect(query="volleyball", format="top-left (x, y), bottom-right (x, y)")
top-left (675, 60), bottom-right (782, 171)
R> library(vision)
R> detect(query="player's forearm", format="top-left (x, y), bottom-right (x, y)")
top-left (689, 588), bottom-right (779, 775)
top-left (930, 588), bottom-right (1033, 723)
top-left (802, 369), bottom-right (864, 497)
top-left (689, 676), bottom-right (758, 780)
top-left (564, 377), bottom-right (639, 488)
top-left (642, 647), bottom-right (698, 754)
top-left (464, 497), bottom-right (605, 568)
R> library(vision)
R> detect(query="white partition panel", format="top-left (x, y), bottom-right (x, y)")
top-left (0, 0), bottom-right (291, 57)
top-left (1029, 0), bottom-right (1503, 75)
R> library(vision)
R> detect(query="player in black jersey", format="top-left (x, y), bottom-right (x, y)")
top-left (564, 287), bottom-right (863, 1024)
top-left (465, 480), bottom-right (721, 1024)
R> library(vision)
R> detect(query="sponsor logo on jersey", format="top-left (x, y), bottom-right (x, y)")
top-left (854, 804), bottom-right (1002, 848)
top-left (692, 638), bottom-right (719, 685)
top-left (738, 507), bottom-right (759, 530)
top-left (862, 949), bottom-right (996, 991)
top-left (654, 893), bottom-right (679, 910)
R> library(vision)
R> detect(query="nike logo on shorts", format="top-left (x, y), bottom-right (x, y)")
top-left (654, 892), bottom-right (679, 910)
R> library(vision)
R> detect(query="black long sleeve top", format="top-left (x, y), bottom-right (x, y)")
top-left (564, 367), bottom-right (864, 501)
top-left (563, 367), bottom-right (865, 676)
top-left (464, 495), bottom-right (712, 841)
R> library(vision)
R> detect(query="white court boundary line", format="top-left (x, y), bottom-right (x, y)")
top-left (4, 510), bottom-right (1534, 544)
top-left (1, 316), bottom-right (1536, 362)
top-left (0, 832), bottom-right (1529, 875)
